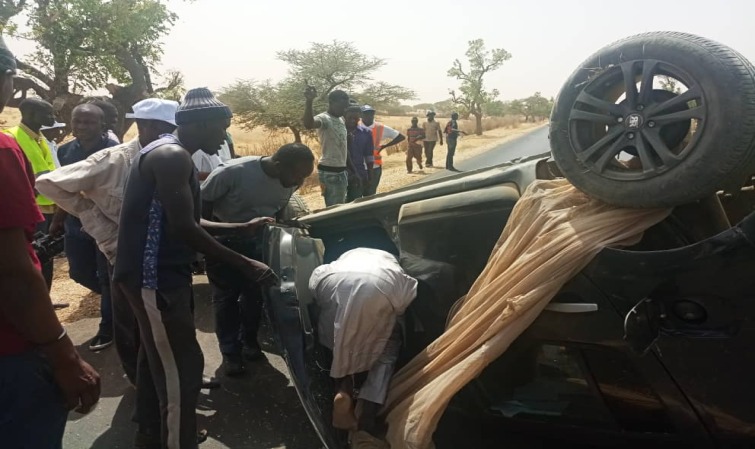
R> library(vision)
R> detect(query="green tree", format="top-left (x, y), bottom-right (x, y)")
top-left (7, 0), bottom-right (183, 137)
top-left (484, 100), bottom-right (506, 116)
top-left (433, 99), bottom-right (457, 116)
top-left (523, 92), bottom-right (552, 122)
top-left (219, 78), bottom-right (306, 142)
top-left (353, 81), bottom-right (415, 112)
top-left (448, 39), bottom-right (511, 135)
top-left (222, 40), bottom-right (414, 142)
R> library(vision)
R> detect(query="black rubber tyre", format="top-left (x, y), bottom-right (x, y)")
top-left (279, 193), bottom-right (311, 221)
top-left (550, 32), bottom-right (755, 208)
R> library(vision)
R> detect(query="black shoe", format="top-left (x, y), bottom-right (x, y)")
top-left (197, 429), bottom-right (208, 444)
top-left (242, 343), bottom-right (264, 362)
top-left (447, 167), bottom-right (461, 172)
top-left (201, 376), bottom-right (220, 390)
top-left (222, 354), bottom-right (245, 377)
top-left (89, 334), bottom-right (113, 352)
top-left (426, 163), bottom-right (434, 168)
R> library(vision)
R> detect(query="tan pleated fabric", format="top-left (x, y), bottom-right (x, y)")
top-left (382, 178), bottom-right (671, 449)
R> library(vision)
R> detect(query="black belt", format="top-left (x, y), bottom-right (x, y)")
top-left (318, 164), bottom-right (347, 173)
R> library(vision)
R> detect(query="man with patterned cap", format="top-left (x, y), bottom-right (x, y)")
top-left (37, 98), bottom-right (180, 384)
top-left (113, 88), bottom-right (277, 449)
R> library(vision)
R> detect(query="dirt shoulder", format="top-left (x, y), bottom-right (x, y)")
top-left (300, 122), bottom-right (547, 211)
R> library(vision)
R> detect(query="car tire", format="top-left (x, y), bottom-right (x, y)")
top-left (279, 193), bottom-right (311, 221)
top-left (550, 32), bottom-right (755, 208)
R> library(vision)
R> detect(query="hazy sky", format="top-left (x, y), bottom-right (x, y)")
top-left (7, 0), bottom-right (755, 104)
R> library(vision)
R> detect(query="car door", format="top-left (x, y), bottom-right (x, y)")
top-left (262, 225), bottom-right (343, 449)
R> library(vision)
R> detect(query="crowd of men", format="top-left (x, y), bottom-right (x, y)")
top-left (0, 31), bottom-right (470, 448)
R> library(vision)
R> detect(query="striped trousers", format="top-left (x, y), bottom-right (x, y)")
top-left (119, 282), bottom-right (203, 449)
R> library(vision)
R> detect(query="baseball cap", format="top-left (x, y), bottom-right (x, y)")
top-left (125, 98), bottom-right (179, 126)
top-left (426, 110), bottom-right (436, 116)
top-left (361, 104), bottom-right (376, 113)
top-left (40, 122), bottom-right (66, 131)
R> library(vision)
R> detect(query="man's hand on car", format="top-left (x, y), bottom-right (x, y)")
top-left (238, 257), bottom-right (279, 287)
top-left (240, 217), bottom-right (274, 236)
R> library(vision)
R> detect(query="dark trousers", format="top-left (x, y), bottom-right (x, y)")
top-left (406, 147), bottom-right (423, 172)
top-left (0, 351), bottom-right (68, 449)
top-left (423, 141), bottom-right (437, 166)
top-left (346, 174), bottom-right (364, 203)
top-left (108, 263), bottom-right (140, 384)
top-left (364, 167), bottom-right (382, 196)
top-left (446, 138), bottom-right (458, 169)
top-left (120, 283), bottom-right (203, 449)
top-left (64, 217), bottom-right (112, 337)
top-left (36, 213), bottom-right (55, 290)
top-left (206, 238), bottom-right (263, 357)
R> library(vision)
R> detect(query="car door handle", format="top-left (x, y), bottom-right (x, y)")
top-left (545, 303), bottom-right (599, 313)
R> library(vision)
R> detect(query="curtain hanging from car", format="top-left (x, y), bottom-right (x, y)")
top-left (381, 178), bottom-right (671, 449)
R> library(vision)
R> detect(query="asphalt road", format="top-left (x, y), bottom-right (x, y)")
top-left (62, 125), bottom-right (550, 449)
top-left (422, 125), bottom-right (550, 182)
top-left (63, 276), bottom-right (322, 449)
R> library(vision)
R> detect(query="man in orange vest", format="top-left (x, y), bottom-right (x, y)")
top-left (5, 98), bottom-right (58, 289)
top-left (360, 105), bottom-right (405, 196)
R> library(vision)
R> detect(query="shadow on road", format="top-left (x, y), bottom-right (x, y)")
top-left (64, 277), bottom-right (321, 449)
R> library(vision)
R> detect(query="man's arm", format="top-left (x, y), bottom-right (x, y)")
top-left (0, 228), bottom-right (101, 413)
top-left (377, 126), bottom-right (406, 152)
top-left (438, 124), bottom-right (444, 145)
top-left (303, 86), bottom-right (321, 130)
top-left (145, 146), bottom-right (275, 281)
top-left (36, 153), bottom-right (114, 216)
top-left (363, 134), bottom-right (375, 181)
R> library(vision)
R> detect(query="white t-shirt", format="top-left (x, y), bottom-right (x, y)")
top-left (315, 112), bottom-right (347, 168)
top-left (47, 139), bottom-right (61, 168)
top-left (365, 122), bottom-right (400, 142)
top-left (192, 150), bottom-right (222, 174)
top-left (218, 141), bottom-right (232, 162)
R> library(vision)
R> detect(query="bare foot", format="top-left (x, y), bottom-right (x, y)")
top-left (333, 392), bottom-right (358, 430)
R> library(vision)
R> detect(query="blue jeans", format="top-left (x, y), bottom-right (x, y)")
top-left (318, 170), bottom-right (348, 206)
top-left (364, 166), bottom-right (382, 196)
top-left (65, 216), bottom-right (113, 337)
top-left (0, 351), bottom-right (68, 449)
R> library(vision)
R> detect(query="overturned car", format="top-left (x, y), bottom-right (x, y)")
top-left (264, 32), bottom-right (755, 449)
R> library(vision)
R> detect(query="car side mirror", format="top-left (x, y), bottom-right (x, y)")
top-left (624, 298), bottom-right (662, 355)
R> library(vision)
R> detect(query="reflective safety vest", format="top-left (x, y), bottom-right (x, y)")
top-left (370, 123), bottom-right (385, 167)
top-left (5, 126), bottom-right (56, 207)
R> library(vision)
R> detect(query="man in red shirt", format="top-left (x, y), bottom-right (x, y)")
top-left (0, 36), bottom-right (101, 448)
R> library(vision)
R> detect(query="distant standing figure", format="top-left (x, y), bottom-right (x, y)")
top-left (40, 122), bottom-right (67, 168)
top-left (344, 105), bottom-right (374, 202)
top-left (422, 111), bottom-right (443, 167)
top-left (303, 87), bottom-right (351, 206)
top-left (359, 105), bottom-right (405, 196)
top-left (405, 117), bottom-right (425, 173)
top-left (444, 112), bottom-right (467, 172)
top-left (87, 98), bottom-right (122, 143)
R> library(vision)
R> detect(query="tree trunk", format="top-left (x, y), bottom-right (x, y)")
top-left (290, 126), bottom-right (302, 143)
top-left (474, 113), bottom-right (483, 135)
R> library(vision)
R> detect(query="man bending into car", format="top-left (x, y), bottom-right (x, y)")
top-left (309, 248), bottom-right (417, 446)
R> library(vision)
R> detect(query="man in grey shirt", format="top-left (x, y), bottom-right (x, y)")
top-left (201, 143), bottom-right (315, 375)
top-left (303, 87), bottom-right (351, 206)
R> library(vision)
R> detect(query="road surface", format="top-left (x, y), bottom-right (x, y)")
top-left (62, 125), bottom-right (550, 449)
top-left (422, 125), bottom-right (550, 182)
